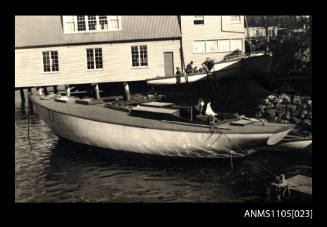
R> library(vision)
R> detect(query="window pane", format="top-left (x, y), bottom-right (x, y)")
top-left (193, 41), bottom-right (205, 53)
top-left (218, 40), bottom-right (230, 52)
top-left (88, 16), bottom-right (97, 31)
top-left (42, 51), bottom-right (50, 72)
top-left (86, 49), bottom-right (94, 69)
top-left (140, 45), bottom-right (148, 66)
top-left (230, 16), bottom-right (241, 23)
top-left (108, 16), bottom-right (119, 30)
top-left (99, 15), bottom-right (108, 30)
top-left (51, 51), bottom-right (59, 71)
top-left (206, 40), bottom-right (218, 53)
top-left (230, 39), bottom-right (243, 51)
top-left (194, 16), bottom-right (204, 25)
top-left (95, 48), bottom-right (103, 69)
top-left (77, 16), bottom-right (86, 31)
top-left (131, 46), bottom-right (139, 67)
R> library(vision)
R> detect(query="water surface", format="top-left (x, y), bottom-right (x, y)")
top-left (14, 91), bottom-right (312, 203)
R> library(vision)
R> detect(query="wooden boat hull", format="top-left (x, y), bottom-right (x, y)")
top-left (31, 95), bottom-right (293, 158)
top-left (146, 53), bottom-right (272, 87)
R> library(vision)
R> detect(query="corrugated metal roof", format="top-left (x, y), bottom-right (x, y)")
top-left (15, 16), bottom-right (182, 48)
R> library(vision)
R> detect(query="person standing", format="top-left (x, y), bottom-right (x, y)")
top-left (185, 61), bottom-right (194, 74)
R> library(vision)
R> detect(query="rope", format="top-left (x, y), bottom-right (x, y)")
top-left (210, 121), bottom-right (279, 178)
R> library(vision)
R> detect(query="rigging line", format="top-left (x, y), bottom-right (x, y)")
top-left (219, 130), bottom-right (279, 177)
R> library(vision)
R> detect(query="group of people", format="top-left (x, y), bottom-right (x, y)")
top-left (175, 57), bottom-right (215, 78)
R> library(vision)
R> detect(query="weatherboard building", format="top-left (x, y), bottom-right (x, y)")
top-left (15, 15), bottom-right (245, 88)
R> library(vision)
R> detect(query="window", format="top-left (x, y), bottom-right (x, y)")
top-left (63, 16), bottom-right (121, 33)
top-left (193, 16), bottom-right (204, 25)
top-left (109, 16), bottom-right (120, 30)
top-left (218, 39), bottom-right (230, 52)
top-left (131, 45), bottom-right (148, 67)
top-left (77, 16), bottom-right (86, 31)
top-left (230, 39), bottom-right (243, 51)
top-left (42, 51), bottom-right (59, 72)
top-left (99, 15), bottom-right (108, 30)
top-left (230, 16), bottom-right (241, 23)
top-left (88, 16), bottom-right (97, 31)
top-left (86, 48), bottom-right (103, 69)
top-left (206, 40), bottom-right (218, 53)
top-left (193, 41), bottom-right (205, 53)
top-left (64, 16), bottom-right (75, 33)
top-left (194, 39), bottom-right (243, 53)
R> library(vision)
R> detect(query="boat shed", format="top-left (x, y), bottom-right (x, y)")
top-left (15, 16), bottom-right (246, 88)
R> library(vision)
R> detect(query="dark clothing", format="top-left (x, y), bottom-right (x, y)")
top-left (202, 60), bottom-right (214, 72)
top-left (185, 63), bottom-right (194, 74)
top-left (175, 69), bottom-right (182, 84)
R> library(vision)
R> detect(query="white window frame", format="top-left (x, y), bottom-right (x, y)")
top-left (63, 16), bottom-right (122, 34)
top-left (229, 16), bottom-right (242, 24)
top-left (131, 45), bottom-right (148, 68)
top-left (86, 48), bottom-right (104, 71)
top-left (193, 39), bottom-right (244, 53)
top-left (193, 16), bottom-right (205, 25)
top-left (42, 50), bottom-right (59, 73)
top-left (193, 41), bottom-right (206, 53)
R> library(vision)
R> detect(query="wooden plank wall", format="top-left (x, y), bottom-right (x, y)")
top-left (180, 16), bottom-right (245, 67)
top-left (15, 39), bottom-right (181, 88)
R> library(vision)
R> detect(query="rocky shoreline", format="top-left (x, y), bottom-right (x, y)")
top-left (254, 93), bottom-right (312, 135)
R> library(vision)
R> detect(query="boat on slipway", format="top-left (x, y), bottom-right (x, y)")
top-left (30, 94), bottom-right (296, 158)
top-left (146, 52), bottom-right (272, 87)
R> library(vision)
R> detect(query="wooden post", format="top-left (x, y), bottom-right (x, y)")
top-left (66, 85), bottom-right (71, 98)
top-left (94, 83), bottom-right (100, 100)
top-left (36, 87), bottom-right (43, 96)
top-left (19, 88), bottom-right (25, 103)
top-left (27, 88), bottom-right (33, 112)
top-left (123, 82), bottom-right (131, 101)
top-left (53, 86), bottom-right (58, 94)
top-left (43, 86), bottom-right (48, 96)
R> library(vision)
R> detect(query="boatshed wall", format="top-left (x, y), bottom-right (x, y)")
top-left (15, 39), bottom-right (182, 87)
top-left (180, 16), bottom-right (245, 68)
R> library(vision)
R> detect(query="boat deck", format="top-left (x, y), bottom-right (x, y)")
top-left (31, 95), bottom-right (294, 134)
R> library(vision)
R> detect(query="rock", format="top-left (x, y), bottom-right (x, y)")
top-left (147, 94), bottom-right (155, 99)
top-left (301, 103), bottom-right (307, 110)
top-left (274, 98), bottom-right (283, 104)
top-left (263, 98), bottom-right (271, 105)
top-left (303, 119), bottom-right (312, 127)
top-left (292, 96), bottom-right (302, 105)
top-left (255, 111), bottom-right (263, 118)
top-left (275, 103), bottom-right (286, 110)
top-left (266, 109), bottom-right (276, 120)
top-left (283, 111), bottom-right (291, 120)
top-left (276, 109), bottom-right (286, 118)
top-left (265, 104), bottom-right (275, 110)
top-left (306, 111), bottom-right (312, 120)
top-left (292, 110), bottom-right (301, 118)
top-left (280, 120), bottom-right (289, 124)
top-left (290, 116), bottom-right (300, 124)
top-left (307, 100), bottom-right (312, 105)
top-left (287, 104), bottom-right (297, 112)
top-left (257, 105), bottom-right (266, 112)
top-left (268, 95), bottom-right (276, 102)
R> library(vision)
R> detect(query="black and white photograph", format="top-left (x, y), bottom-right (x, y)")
top-left (13, 15), bottom-right (313, 212)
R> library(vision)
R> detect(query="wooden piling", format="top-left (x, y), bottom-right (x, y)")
top-left (66, 85), bottom-right (71, 97)
top-left (53, 86), bottom-right (58, 94)
top-left (19, 88), bottom-right (26, 103)
top-left (94, 83), bottom-right (100, 100)
top-left (43, 86), bottom-right (48, 96)
top-left (123, 82), bottom-right (131, 101)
